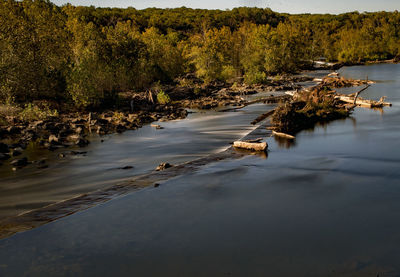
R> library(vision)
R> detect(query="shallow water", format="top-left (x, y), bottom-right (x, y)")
top-left (1, 64), bottom-right (400, 276)
top-left (0, 98), bottom-right (277, 219)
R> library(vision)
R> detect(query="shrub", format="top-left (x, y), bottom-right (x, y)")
top-left (157, 90), bottom-right (171, 104)
top-left (244, 70), bottom-right (267, 85)
top-left (19, 103), bottom-right (58, 121)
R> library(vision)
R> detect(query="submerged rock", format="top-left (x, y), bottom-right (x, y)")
top-left (120, 166), bottom-right (134, 170)
top-left (156, 162), bottom-right (173, 171)
top-left (12, 148), bottom-right (23, 157)
top-left (10, 157), bottom-right (28, 167)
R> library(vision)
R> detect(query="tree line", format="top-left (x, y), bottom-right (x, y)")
top-left (1, 0), bottom-right (399, 109)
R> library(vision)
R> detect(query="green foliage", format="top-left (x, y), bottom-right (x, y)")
top-left (186, 27), bottom-right (236, 83)
top-left (0, 0), bottom-right (68, 103)
top-left (19, 103), bottom-right (58, 121)
top-left (157, 90), bottom-right (171, 104)
top-left (1, 2), bottom-right (400, 110)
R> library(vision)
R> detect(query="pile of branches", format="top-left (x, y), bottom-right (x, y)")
top-left (271, 88), bottom-right (351, 134)
top-left (321, 77), bottom-right (371, 88)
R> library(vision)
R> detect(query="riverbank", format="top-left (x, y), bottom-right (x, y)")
top-left (0, 75), bottom-right (306, 171)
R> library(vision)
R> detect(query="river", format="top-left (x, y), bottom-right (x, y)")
top-left (0, 97), bottom-right (276, 219)
top-left (0, 63), bottom-right (399, 276)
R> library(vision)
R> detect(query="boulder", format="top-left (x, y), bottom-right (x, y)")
top-left (7, 126), bottom-right (21, 135)
top-left (48, 135), bottom-right (59, 144)
top-left (12, 148), bottom-right (23, 157)
top-left (156, 162), bottom-right (173, 171)
top-left (116, 124), bottom-right (127, 133)
top-left (10, 157), bottom-right (28, 167)
top-left (0, 153), bottom-right (10, 161)
top-left (75, 138), bottom-right (90, 147)
top-left (0, 128), bottom-right (8, 138)
top-left (0, 143), bottom-right (9, 153)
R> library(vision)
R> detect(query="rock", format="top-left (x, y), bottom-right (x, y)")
top-left (10, 157), bottom-right (28, 167)
top-left (154, 183), bottom-right (160, 188)
top-left (66, 134), bottom-right (80, 142)
top-left (75, 127), bottom-right (83, 135)
top-left (21, 130), bottom-right (37, 141)
top-left (9, 143), bottom-right (25, 149)
top-left (58, 153), bottom-right (66, 158)
top-left (58, 128), bottom-right (73, 138)
top-left (47, 144), bottom-right (62, 151)
top-left (31, 120), bottom-right (44, 128)
top-left (156, 162), bottom-right (173, 171)
top-left (0, 153), bottom-right (10, 161)
top-left (7, 126), bottom-right (21, 135)
top-left (42, 122), bottom-right (59, 134)
top-left (96, 126), bottom-right (105, 135)
top-left (12, 148), bottom-right (23, 157)
top-left (48, 135), bottom-right (59, 144)
top-left (150, 124), bottom-right (164, 129)
top-left (34, 159), bottom-right (47, 165)
top-left (70, 151), bottom-right (87, 155)
top-left (75, 138), bottom-right (89, 147)
top-left (97, 118), bottom-right (109, 125)
top-left (116, 124), bottom-right (127, 133)
top-left (0, 128), bottom-right (8, 138)
top-left (120, 166), bottom-right (134, 170)
top-left (71, 118), bottom-right (86, 124)
top-left (0, 143), bottom-right (9, 153)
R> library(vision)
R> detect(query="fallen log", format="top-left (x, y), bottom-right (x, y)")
top-left (233, 141), bottom-right (268, 152)
top-left (336, 95), bottom-right (392, 108)
top-left (352, 85), bottom-right (370, 105)
top-left (272, 131), bottom-right (295, 139)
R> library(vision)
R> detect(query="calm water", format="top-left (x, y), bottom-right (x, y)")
top-left (1, 64), bottom-right (400, 276)
top-left (0, 100), bottom-right (276, 219)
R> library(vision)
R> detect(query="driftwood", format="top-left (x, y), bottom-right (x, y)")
top-left (233, 141), bottom-right (268, 152)
top-left (272, 131), bottom-right (295, 139)
top-left (150, 124), bottom-right (163, 129)
top-left (322, 76), bottom-right (374, 88)
top-left (336, 95), bottom-right (392, 108)
top-left (352, 85), bottom-right (370, 105)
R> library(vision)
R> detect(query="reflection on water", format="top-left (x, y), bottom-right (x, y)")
top-left (1, 64), bottom-right (400, 276)
top-left (232, 147), bottom-right (269, 159)
top-left (273, 135), bottom-right (296, 148)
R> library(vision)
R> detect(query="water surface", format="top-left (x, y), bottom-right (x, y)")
top-left (1, 64), bottom-right (399, 276)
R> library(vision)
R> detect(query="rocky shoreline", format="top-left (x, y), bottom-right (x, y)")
top-left (0, 75), bottom-right (307, 171)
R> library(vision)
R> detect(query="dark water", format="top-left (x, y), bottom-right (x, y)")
top-left (1, 64), bottom-right (400, 276)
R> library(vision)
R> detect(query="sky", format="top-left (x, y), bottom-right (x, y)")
top-left (51, 0), bottom-right (399, 14)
